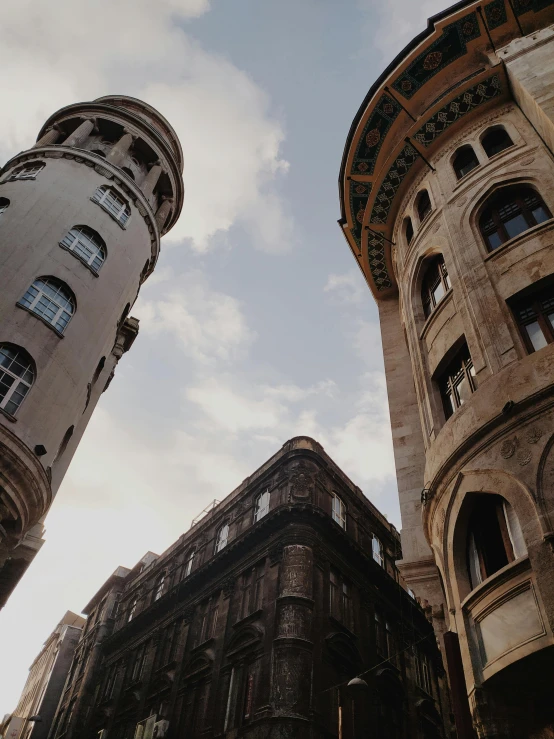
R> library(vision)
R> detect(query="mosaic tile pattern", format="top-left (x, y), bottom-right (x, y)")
top-left (513, 0), bottom-right (554, 13)
top-left (348, 181), bottom-right (372, 246)
top-left (413, 74), bottom-right (502, 148)
top-left (367, 231), bottom-right (392, 291)
top-left (351, 94), bottom-right (402, 176)
top-left (392, 13), bottom-right (481, 100)
top-left (484, 0), bottom-right (508, 29)
top-left (370, 143), bottom-right (419, 225)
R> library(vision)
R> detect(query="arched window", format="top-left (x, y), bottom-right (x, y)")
top-left (482, 126), bottom-right (513, 158)
top-left (421, 256), bottom-right (451, 318)
top-left (405, 217), bottom-right (414, 245)
top-left (479, 185), bottom-right (551, 251)
top-left (372, 535), bottom-right (384, 567)
top-left (92, 356), bottom-right (106, 384)
top-left (439, 342), bottom-right (476, 419)
top-left (416, 190), bottom-right (432, 223)
top-left (19, 277), bottom-right (75, 334)
top-left (9, 162), bottom-right (44, 181)
top-left (91, 149), bottom-right (106, 158)
top-left (510, 281), bottom-right (554, 353)
top-left (92, 185), bottom-right (131, 226)
top-left (184, 550), bottom-right (195, 578)
top-left (60, 226), bottom-right (106, 273)
top-left (331, 493), bottom-right (346, 529)
top-left (467, 495), bottom-right (527, 590)
top-left (0, 344), bottom-right (35, 416)
top-left (127, 595), bottom-right (139, 622)
top-left (0, 197), bottom-right (10, 215)
top-left (452, 145), bottom-right (479, 179)
top-left (55, 426), bottom-right (74, 463)
top-left (121, 166), bottom-right (135, 181)
top-left (215, 524), bottom-right (229, 553)
top-left (154, 573), bottom-right (166, 601)
top-left (254, 490), bottom-right (270, 522)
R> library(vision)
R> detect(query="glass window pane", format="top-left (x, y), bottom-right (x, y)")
top-left (503, 214), bottom-right (528, 239)
top-left (432, 281), bottom-right (445, 306)
top-left (525, 321), bottom-right (548, 351)
top-left (455, 375), bottom-right (471, 406)
top-left (547, 312), bottom-right (554, 333)
top-left (532, 206), bottom-right (549, 225)
top-left (487, 231), bottom-right (503, 250)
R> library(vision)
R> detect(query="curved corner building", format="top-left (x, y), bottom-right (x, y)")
top-left (0, 96), bottom-right (184, 609)
top-left (339, 3), bottom-right (554, 737)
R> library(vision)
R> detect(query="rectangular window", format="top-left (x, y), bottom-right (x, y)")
top-left (330, 568), bottom-right (354, 629)
top-left (510, 283), bottom-right (554, 353)
top-left (237, 561), bottom-right (265, 621)
top-left (329, 568), bottom-right (341, 620)
top-left (438, 342), bottom-right (476, 419)
top-left (375, 609), bottom-right (387, 657)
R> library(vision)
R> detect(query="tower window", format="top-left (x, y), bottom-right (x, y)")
top-left (60, 226), bottom-right (106, 273)
top-left (184, 549), bottom-right (195, 578)
top-left (422, 256), bottom-right (451, 318)
top-left (439, 343), bottom-right (476, 419)
top-left (92, 185), bottom-right (131, 227)
top-left (153, 573), bottom-right (166, 602)
top-left (510, 282), bottom-right (554, 353)
top-left (254, 490), bottom-right (270, 522)
top-left (0, 197), bottom-right (10, 215)
top-left (0, 344), bottom-right (35, 416)
top-left (405, 217), bottom-right (414, 245)
top-left (19, 277), bottom-right (75, 334)
top-left (416, 190), bottom-right (432, 223)
top-left (482, 127), bottom-right (514, 158)
top-left (331, 493), bottom-right (346, 529)
top-left (215, 523), bottom-right (229, 553)
top-left (453, 145), bottom-right (479, 179)
top-left (372, 535), bottom-right (384, 567)
top-left (479, 185), bottom-right (551, 250)
top-left (121, 166), bottom-right (135, 181)
top-left (9, 162), bottom-right (45, 181)
top-left (467, 495), bottom-right (527, 590)
top-left (127, 595), bottom-right (139, 622)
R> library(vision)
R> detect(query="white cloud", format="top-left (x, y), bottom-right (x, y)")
top-left (0, 0), bottom-right (292, 253)
top-left (136, 271), bottom-right (256, 364)
top-left (324, 271), bottom-right (367, 305)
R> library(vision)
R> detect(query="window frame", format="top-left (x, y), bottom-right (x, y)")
top-left (416, 190), bottom-right (432, 223)
top-left (479, 185), bottom-right (552, 251)
top-left (184, 549), bottom-right (195, 578)
top-left (0, 344), bottom-right (35, 417)
top-left (153, 572), bottom-right (166, 602)
top-left (18, 277), bottom-right (75, 335)
top-left (372, 535), bottom-right (385, 568)
top-left (9, 162), bottom-right (45, 181)
top-left (510, 283), bottom-right (554, 354)
top-left (481, 126), bottom-right (514, 159)
top-left (439, 344), bottom-right (477, 420)
top-left (92, 185), bottom-right (131, 227)
top-left (331, 492), bottom-right (346, 530)
top-left (215, 523), bottom-right (229, 553)
top-left (421, 256), bottom-right (451, 319)
top-left (59, 226), bottom-right (106, 274)
top-left (254, 490), bottom-right (270, 522)
top-left (0, 197), bottom-right (10, 215)
top-left (452, 145), bottom-right (479, 180)
top-left (405, 217), bottom-right (414, 245)
top-left (127, 595), bottom-right (139, 623)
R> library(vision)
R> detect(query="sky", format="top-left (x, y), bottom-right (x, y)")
top-left (0, 0), bottom-right (448, 715)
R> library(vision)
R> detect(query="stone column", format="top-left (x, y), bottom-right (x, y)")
top-left (141, 161), bottom-right (163, 198)
top-left (106, 131), bottom-right (136, 166)
top-left (62, 118), bottom-right (95, 148)
top-left (156, 197), bottom-right (174, 231)
top-left (33, 125), bottom-right (61, 148)
top-left (270, 544), bottom-right (314, 729)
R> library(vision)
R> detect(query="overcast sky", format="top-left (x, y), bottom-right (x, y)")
top-left (0, 0), bottom-right (448, 715)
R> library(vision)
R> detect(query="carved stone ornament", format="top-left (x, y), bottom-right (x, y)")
top-left (517, 450), bottom-right (532, 467)
top-left (526, 427), bottom-right (543, 445)
top-left (288, 460), bottom-right (317, 500)
top-left (500, 439), bottom-right (517, 459)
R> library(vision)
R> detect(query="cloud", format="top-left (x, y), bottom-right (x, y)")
top-left (324, 271), bottom-right (367, 305)
top-left (0, 0), bottom-right (292, 253)
top-left (136, 271), bottom-right (256, 364)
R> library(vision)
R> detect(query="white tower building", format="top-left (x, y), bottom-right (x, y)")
top-left (0, 96), bottom-right (184, 608)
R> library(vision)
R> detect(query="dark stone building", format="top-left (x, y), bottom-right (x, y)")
top-left (50, 437), bottom-right (449, 739)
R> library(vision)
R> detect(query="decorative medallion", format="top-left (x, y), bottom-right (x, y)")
top-left (414, 75), bottom-right (502, 148)
top-left (484, 0), bottom-right (508, 29)
top-left (348, 181), bottom-right (372, 247)
top-left (367, 230), bottom-right (392, 290)
top-left (392, 13), bottom-right (481, 100)
top-left (526, 427), bottom-right (544, 445)
top-left (289, 460), bottom-right (317, 500)
top-left (517, 450), bottom-right (532, 466)
top-left (500, 439), bottom-right (517, 459)
top-left (351, 93), bottom-right (402, 176)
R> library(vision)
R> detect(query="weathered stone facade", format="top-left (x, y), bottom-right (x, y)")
top-left (0, 97), bottom-right (184, 609)
top-left (49, 438), bottom-right (447, 739)
top-left (339, 2), bottom-right (554, 737)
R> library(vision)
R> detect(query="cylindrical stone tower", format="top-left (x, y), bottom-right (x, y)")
top-left (339, 3), bottom-right (554, 737)
top-left (0, 96), bottom-right (184, 608)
